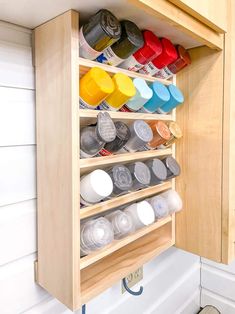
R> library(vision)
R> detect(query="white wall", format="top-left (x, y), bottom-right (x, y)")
top-left (0, 21), bottom-right (201, 314)
top-left (201, 258), bottom-right (235, 313)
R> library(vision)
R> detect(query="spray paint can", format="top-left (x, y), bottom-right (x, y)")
top-left (163, 121), bottom-right (183, 147)
top-left (99, 73), bottom-right (136, 111)
top-left (127, 161), bottom-right (151, 190)
top-left (120, 30), bottom-right (162, 72)
top-left (96, 20), bottom-right (144, 66)
top-left (155, 45), bottom-right (191, 79)
top-left (79, 9), bottom-right (121, 60)
top-left (161, 156), bottom-right (181, 179)
top-left (80, 112), bottom-right (116, 158)
top-left (120, 120), bottom-right (153, 153)
top-left (148, 195), bottom-right (169, 219)
top-left (139, 38), bottom-right (177, 76)
top-left (79, 67), bottom-right (114, 109)
top-left (105, 210), bottom-right (134, 239)
top-left (120, 78), bottom-right (153, 112)
top-left (80, 169), bottom-right (113, 205)
top-left (144, 120), bottom-right (171, 150)
top-left (157, 84), bottom-right (184, 114)
top-left (139, 81), bottom-right (170, 113)
top-left (108, 165), bottom-right (133, 196)
top-left (124, 200), bottom-right (155, 230)
top-left (161, 189), bottom-right (183, 213)
top-left (145, 159), bottom-right (167, 185)
top-left (80, 217), bottom-right (114, 256)
top-left (98, 121), bottom-right (131, 156)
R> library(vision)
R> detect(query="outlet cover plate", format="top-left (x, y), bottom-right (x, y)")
top-left (121, 267), bottom-right (143, 294)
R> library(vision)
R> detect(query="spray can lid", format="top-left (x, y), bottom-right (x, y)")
top-left (104, 121), bottom-right (131, 152)
top-left (148, 120), bottom-right (171, 148)
top-left (136, 201), bottom-right (155, 225)
top-left (90, 217), bottom-right (114, 247)
top-left (133, 120), bottom-right (153, 143)
top-left (164, 156), bottom-right (181, 177)
top-left (96, 112), bottom-right (116, 142)
top-left (125, 78), bottom-right (153, 111)
top-left (133, 30), bottom-right (162, 64)
top-left (147, 158), bottom-right (167, 181)
top-left (109, 165), bottom-right (133, 192)
top-left (111, 20), bottom-right (144, 59)
top-left (82, 9), bottom-right (121, 51)
top-left (149, 195), bottom-right (169, 219)
top-left (128, 161), bottom-right (151, 186)
top-left (168, 45), bottom-right (191, 74)
top-left (105, 73), bottom-right (136, 109)
top-left (168, 84), bottom-right (184, 104)
top-left (168, 121), bottom-right (183, 139)
top-left (80, 67), bottom-right (114, 106)
top-left (152, 38), bottom-right (178, 69)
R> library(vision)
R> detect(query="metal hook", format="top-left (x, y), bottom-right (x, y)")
top-left (122, 278), bottom-right (144, 296)
top-left (82, 304), bottom-right (86, 314)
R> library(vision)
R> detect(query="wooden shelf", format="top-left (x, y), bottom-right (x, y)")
top-left (79, 109), bottom-right (173, 126)
top-left (81, 221), bottom-right (173, 304)
top-left (79, 57), bottom-right (172, 85)
top-left (80, 148), bottom-right (172, 174)
top-left (80, 181), bottom-right (172, 220)
top-left (80, 215), bottom-right (172, 269)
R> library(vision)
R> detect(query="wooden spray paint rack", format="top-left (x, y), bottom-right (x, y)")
top-left (35, 10), bottom-right (176, 311)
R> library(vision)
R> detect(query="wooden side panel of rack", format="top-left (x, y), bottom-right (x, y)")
top-left (35, 11), bottom-right (80, 309)
top-left (175, 46), bottom-right (224, 262)
top-left (222, 0), bottom-right (235, 264)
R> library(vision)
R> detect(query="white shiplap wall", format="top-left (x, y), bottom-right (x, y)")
top-left (0, 21), bottom-right (201, 314)
top-left (201, 258), bottom-right (235, 313)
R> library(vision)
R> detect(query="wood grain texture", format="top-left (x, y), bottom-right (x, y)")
top-left (128, 0), bottom-right (223, 50)
top-left (79, 109), bottom-right (173, 127)
top-left (79, 57), bottom-right (172, 85)
top-left (80, 181), bottom-right (172, 220)
top-left (175, 46), bottom-right (224, 262)
top-left (81, 222), bottom-right (173, 304)
top-left (222, 0), bottom-right (235, 264)
top-left (80, 216), bottom-right (172, 269)
top-left (35, 10), bottom-right (80, 310)
top-left (80, 148), bottom-right (172, 175)
top-left (168, 0), bottom-right (227, 33)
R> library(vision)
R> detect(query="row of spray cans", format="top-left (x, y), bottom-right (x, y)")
top-left (79, 9), bottom-right (191, 79)
top-left (80, 112), bottom-right (182, 158)
top-left (80, 67), bottom-right (184, 113)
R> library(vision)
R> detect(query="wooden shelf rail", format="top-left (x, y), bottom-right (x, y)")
top-left (80, 148), bottom-right (172, 173)
top-left (80, 215), bottom-right (172, 269)
top-left (79, 57), bottom-right (172, 85)
top-left (80, 181), bottom-right (172, 219)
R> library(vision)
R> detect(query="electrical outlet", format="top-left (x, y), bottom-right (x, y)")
top-left (121, 267), bottom-right (143, 294)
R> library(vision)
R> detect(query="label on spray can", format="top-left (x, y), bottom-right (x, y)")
top-left (96, 46), bottom-right (124, 66)
top-left (96, 148), bottom-right (113, 157)
top-left (155, 66), bottom-right (173, 79)
top-left (119, 105), bottom-right (132, 112)
top-left (80, 149), bottom-right (94, 159)
top-left (98, 100), bottom-right (117, 111)
top-left (118, 145), bottom-right (130, 153)
top-left (79, 27), bottom-right (102, 60)
top-left (137, 106), bottom-right (152, 114)
top-left (141, 144), bottom-right (151, 151)
top-left (139, 61), bottom-right (160, 76)
top-left (120, 55), bottom-right (144, 72)
top-left (79, 97), bottom-right (96, 109)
